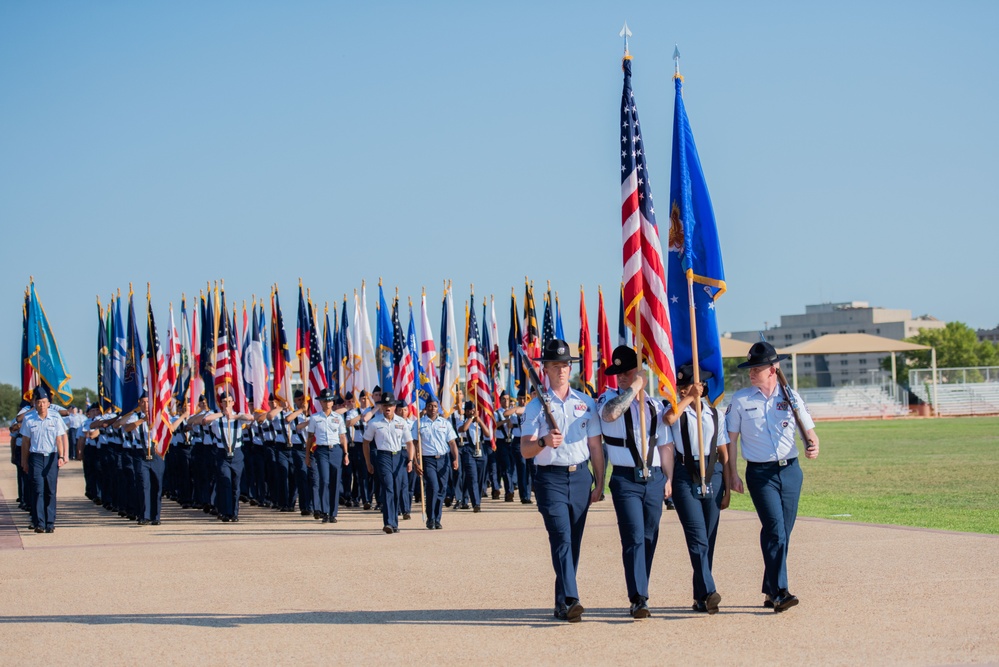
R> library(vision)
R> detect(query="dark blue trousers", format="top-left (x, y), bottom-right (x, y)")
top-left (83, 446), bottom-right (100, 500)
top-left (375, 450), bottom-right (404, 529)
top-left (495, 440), bottom-right (514, 494)
top-left (130, 449), bottom-right (144, 516)
top-left (194, 445), bottom-right (215, 508)
top-left (746, 458), bottom-right (802, 597)
top-left (173, 446), bottom-right (194, 505)
top-left (671, 461), bottom-right (724, 601)
top-left (138, 455), bottom-right (166, 522)
top-left (350, 443), bottom-right (372, 504)
top-left (510, 442), bottom-right (532, 501)
top-left (28, 452), bottom-right (58, 529)
top-left (422, 455), bottom-right (450, 524)
top-left (399, 464), bottom-right (413, 515)
top-left (534, 465), bottom-right (593, 607)
top-left (609, 466), bottom-right (667, 603)
top-left (272, 448), bottom-right (292, 509)
top-left (459, 447), bottom-right (481, 507)
top-left (216, 448), bottom-right (245, 518)
top-left (291, 448), bottom-right (311, 512)
top-left (313, 447), bottom-right (344, 518)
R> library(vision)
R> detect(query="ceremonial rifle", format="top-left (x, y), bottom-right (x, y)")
top-left (518, 344), bottom-right (559, 437)
top-left (759, 333), bottom-right (815, 451)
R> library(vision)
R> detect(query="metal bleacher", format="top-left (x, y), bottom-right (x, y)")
top-left (797, 385), bottom-right (909, 420)
top-left (910, 383), bottom-right (999, 416)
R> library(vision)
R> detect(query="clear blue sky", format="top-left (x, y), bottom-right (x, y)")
top-left (3, 1), bottom-right (997, 390)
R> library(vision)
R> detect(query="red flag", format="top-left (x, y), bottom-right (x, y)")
top-left (597, 287), bottom-right (617, 393)
top-left (578, 288), bottom-right (595, 397)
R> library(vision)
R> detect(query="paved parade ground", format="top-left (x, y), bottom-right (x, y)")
top-left (1, 461), bottom-right (996, 666)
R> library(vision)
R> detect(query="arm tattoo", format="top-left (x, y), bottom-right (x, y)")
top-left (601, 387), bottom-right (637, 422)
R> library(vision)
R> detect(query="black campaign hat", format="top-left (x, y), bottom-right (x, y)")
top-left (318, 388), bottom-right (335, 401)
top-left (534, 338), bottom-right (579, 363)
top-left (737, 341), bottom-right (789, 369)
top-left (676, 363), bottom-right (714, 386)
top-left (378, 392), bottom-right (396, 406)
top-left (604, 345), bottom-right (637, 376)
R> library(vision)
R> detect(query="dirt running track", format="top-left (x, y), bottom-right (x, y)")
top-left (1, 462), bottom-right (996, 666)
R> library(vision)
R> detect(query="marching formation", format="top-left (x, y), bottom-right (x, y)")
top-left (11, 37), bottom-right (823, 623)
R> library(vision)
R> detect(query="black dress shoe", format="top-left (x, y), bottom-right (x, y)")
top-left (402, 513), bottom-right (411, 520)
top-left (44, 527), bottom-right (54, 533)
top-left (521, 498), bottom-right (533, 505)
top-left (329, 517), bottom-right (337, 523)
top-left (691, 600), bottom-right (708, 613)
top-left (427, 522), bottom-right (434, 530)
top-left (553, 604), bottom-right (568, 621)
top-left (705, 591), bottom-right (721, 615)
top-left (763, 595), bottom-right (774, 609)
top-left (630, 599), bottom-right (650, 619)
top-left (565, 599), bottom-right (584, 623)
top-left (505, 493), bottom-right (514, 502)
top-left (221, 516), bottom-right (230, 522)
top-left (383, 525), bottom-right (394, 534)
top-left (34, 527), bottom-right (44, 533)
top-left (364, 502), bottom-right (371, 510)
top-left (231, 516), bottom-right (239, 523)
top-left (459, 502), bottom-right (470, 510)
top-left (772, 591), bottom-right (799, 612)
top-left (151, 520), bottom-right (161, 526)
top-left (472, 505), bottom-right (481, 513)
top-left (182, 504), bottom-right (192, 509)
top-left (491, 490), bottom-right (500, 500)
top-left (444, 498), bottom-right (453, 508)
top-left (665, 498), bottom-right (675, 511)
top-left (137, 520), bottom-right (149, 526)
top-left (249, 499), bottom-right (258, 506)
top-left (28, 523), bottom-right (37, 531)
top-left (312, 510), bottom-right (320, 519)
top-left (321, 515), bottom-right (329, 524)
top-left (392, 526), bottom-right (399, 533)
top-left (434, 522), bottom-right (442, 529)
top-left (203, 506), bottom-right (212, 514)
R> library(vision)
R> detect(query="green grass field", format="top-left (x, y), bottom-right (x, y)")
top-left (724, 416), bottom-right (999, 534)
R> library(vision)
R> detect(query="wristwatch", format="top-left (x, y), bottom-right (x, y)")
top-left (538, 435), bottom-right (548, 448)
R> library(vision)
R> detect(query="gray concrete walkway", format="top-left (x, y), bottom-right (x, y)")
top-left (1, 461), bottom-right (996, 666)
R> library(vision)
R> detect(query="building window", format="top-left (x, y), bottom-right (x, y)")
top-left (839, 330), bottom-right (847, 334)
top-left (840, 360), bottom-right (849, 366)
top-left (859, 359), bottom-right (867, 365)
top-left (766, 336), bottom-right (774, 342)
top-left (858, 329), bottom-right (866, 334)
top-left (803, 362), bottom-right (812, 368)
top-left (841, 370), bottom-right (849, 375)
top-left (785, 334), bottom-right (793, 341)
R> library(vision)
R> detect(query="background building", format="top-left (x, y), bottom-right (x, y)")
top-left (729, 301), bottom-right (946, 387)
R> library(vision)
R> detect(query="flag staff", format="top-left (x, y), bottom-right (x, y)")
top-left (674, 44), bottom-right (707, 495)
top-left (621, 29), bottom-right (649, 480)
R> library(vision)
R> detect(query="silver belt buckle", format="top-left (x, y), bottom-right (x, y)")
top-left (778, 459), bottom-right (788, 467)
top-left (567, 464), bottom-right (578, 472)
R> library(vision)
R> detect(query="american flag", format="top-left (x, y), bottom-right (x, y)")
top-left (392, 299), bottom-right (414, 405)
top-left (214, 289), bottom-right (234, 398)
top-left (620, 53), bottom-right (677, 403)
top-left (466, 298), bottom-right (493, 442)
top-left (146, 298), bottom-right (173, 456)
top-left (307, 301), bottom-right (328, 411)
